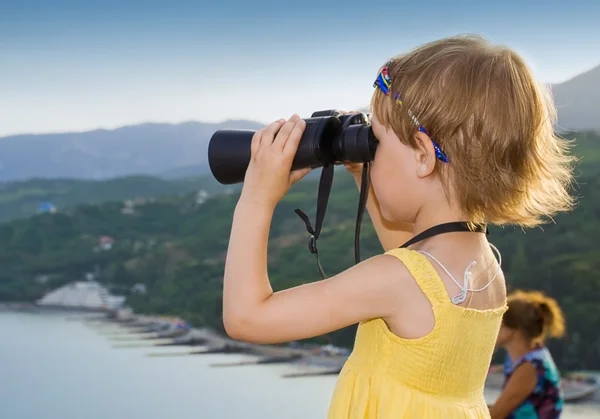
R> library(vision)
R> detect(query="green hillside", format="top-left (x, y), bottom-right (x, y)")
top-left (0, 174), bottom-right (238, 223)
top-left (0, 131), bottom-right (598, 370)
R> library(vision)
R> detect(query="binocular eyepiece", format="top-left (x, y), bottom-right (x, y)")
top-left (208, 110), bottom-right (378, 185)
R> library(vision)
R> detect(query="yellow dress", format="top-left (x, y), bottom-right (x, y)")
top-left (327, 248), bottom-right (507, 418)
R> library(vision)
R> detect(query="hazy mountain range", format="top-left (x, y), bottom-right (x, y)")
top-left (0, 120), bottom-right (264, 182)
top-left (0, 65), bottom-right (598, 182)
top-left (552, 64), bottom-right (600, 133)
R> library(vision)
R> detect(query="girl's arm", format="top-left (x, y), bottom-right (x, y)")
top-left (222, 115), bottom-right (409, 344)
top-left (222, 196), bottom-right (405, 344)
top-left (347, 168), bottom-right (414, 251)
top-left (488, 363), bottom-right (537, 419)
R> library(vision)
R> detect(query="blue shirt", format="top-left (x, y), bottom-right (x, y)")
top-left (503, 346), bottom-right (564, 418)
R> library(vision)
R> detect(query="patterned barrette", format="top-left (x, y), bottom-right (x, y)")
top-left (373, 63), bottom-right (449, 163)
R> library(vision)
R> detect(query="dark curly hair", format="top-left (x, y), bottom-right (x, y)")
top-left (502, 290), bottom-right (565, 342)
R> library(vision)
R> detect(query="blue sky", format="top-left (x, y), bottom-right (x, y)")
top-left (1, 0), bottom-right (598, 136)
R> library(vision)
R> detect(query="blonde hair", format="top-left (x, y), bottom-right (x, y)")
top-left (502, 290), bottom-right (566, 342)
top-left (371, 34), bottom-right (576, 227)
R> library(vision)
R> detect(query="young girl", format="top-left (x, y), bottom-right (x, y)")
top-left (489, 291), bottom-right (566, 419)
top-left (222, 34), bottom-right (575, 418)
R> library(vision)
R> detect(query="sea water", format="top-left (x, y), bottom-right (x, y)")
top-left (1, 312), bottom-right (598, 419)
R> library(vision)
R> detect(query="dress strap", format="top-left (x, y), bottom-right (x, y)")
top-left (385, 248), bottom-right (450, 306)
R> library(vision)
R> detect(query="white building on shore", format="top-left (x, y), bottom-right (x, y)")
top-left (36, 281), bottom-right (125, 312)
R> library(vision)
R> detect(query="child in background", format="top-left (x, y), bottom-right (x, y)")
top-left (221, 34), bottom-right (575, 418)
top-left (489, 290), bottom-right (566, 419)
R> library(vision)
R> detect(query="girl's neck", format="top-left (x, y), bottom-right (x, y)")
top-left (412, 201), bottom-right (472, 237)
top-left (505, 338), bottom-right (538, 363)
top-left (409, 205), bottom-right (486, 253)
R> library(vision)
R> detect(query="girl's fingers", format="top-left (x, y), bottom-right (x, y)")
top-left (273, 115), bottom-right (300, 151)
top-left (282, 118), bottom-right (306, 157)
top-left (260, 119), bottom-right (286, 148)
top-left (289, 167), bottom-right (312, 185)
top-left (251, 129), bottom-right (264, 157)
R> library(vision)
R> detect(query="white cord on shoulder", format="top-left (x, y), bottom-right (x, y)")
top-left (417, 243), bottom-right (502, 305)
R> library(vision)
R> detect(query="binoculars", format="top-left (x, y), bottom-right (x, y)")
top-left (208, 110), bottom-right (377, 185)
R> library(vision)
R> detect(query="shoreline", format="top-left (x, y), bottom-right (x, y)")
top-left (2, 303), bottom-right (599, 404)
top-left (77, 307), bottom-right (350, 372)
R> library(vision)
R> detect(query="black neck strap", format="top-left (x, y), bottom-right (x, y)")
top-left (295, 162), bottom-right (370, 279)
top-left (354, 162), bottom-right (370, 263)
top-left (294, 163), bottom-right (335, 279)
top-left (295, 163), bottom-right (488, 278)
top-left (400, 221), bottom-right (488, 248)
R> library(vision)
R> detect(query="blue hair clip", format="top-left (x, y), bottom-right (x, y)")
top-left (374, 63), bottom-right (449, 163)
top-left (373, 66), bottom-right (392, 95)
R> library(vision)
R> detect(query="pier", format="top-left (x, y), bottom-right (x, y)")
top-left (282, 369), bottom-right (342, 378)
top-left (210, 354), bottom-right (303, 367)
top-left (91, 311), bottom-right (348, 372)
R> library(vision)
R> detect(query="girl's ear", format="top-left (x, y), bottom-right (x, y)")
top-left (413, 131), bottom-right (437, 178)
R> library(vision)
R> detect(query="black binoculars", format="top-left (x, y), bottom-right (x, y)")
top-left (208, 110), bottom-right (378, 184)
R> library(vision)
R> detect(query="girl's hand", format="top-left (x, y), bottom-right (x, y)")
top-left (240, 114), bottom-right (311, 210)
top-left (343, 161), bottom-right (364, 176)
